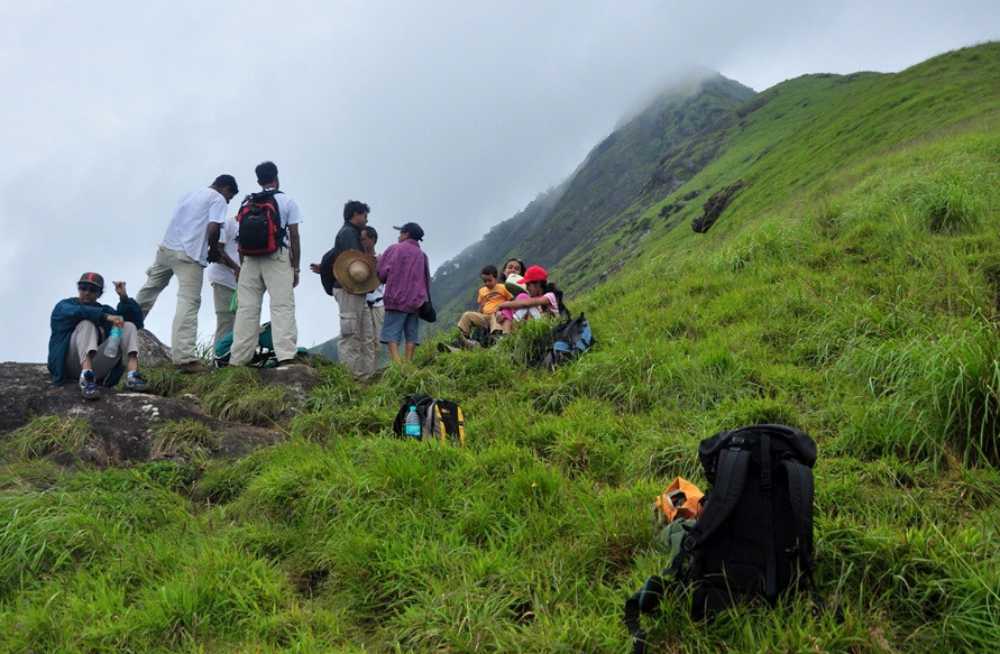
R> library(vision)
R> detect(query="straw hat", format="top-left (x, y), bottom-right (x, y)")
top-left (333, 250), bottom-right (380, 294)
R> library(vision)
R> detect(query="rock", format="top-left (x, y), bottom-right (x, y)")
top-left (137, 329), bottom-right (172, 367)
top-left (0, 362), bottom-right (281, 466)
top-left (257, 364), bottom-right (324, 405)
top-left (692, 180), bottom-right (746, 233)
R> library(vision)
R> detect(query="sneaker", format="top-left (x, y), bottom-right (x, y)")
top-left (125, 371), bottom-right (148, 392)
top-left (176, 361), bottom-right (209, 374)
top-left (79, 370), bottom-right (99, 401)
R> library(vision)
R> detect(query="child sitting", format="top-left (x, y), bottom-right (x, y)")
top-left (500, 258), bottom-right (527, 296)
top-left (457, 265), bottom-right (513, 342)
top-left (496, 264), bottom-right (564, 328)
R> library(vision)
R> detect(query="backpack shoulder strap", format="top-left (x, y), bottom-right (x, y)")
top-left (781, 459), bottom-right (814, 573)
top-left (685, 447), bottom-right (750, 548)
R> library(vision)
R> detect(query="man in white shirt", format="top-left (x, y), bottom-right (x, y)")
top-left (135, 174), bottom-right (238, 371)
top-left (205, 216), bottom-right (241, 350)
top-left (228, 161), bottom-right (303, 367)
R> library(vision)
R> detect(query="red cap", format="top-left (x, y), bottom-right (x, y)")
top-left (77, 272), bottom-right (105, 291)
top-left (522, 265), bottom-right (548, 284)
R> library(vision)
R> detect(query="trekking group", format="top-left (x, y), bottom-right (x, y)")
top-left (47, 162), bottom-right (438, 396)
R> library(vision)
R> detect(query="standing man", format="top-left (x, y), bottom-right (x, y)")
top-left (229, 161), bottom-right (302, 367)
top-left (135, 174), bottom-right (238, 372)
top-left (205, 214), bottom-right (240, 349)
top-left (359, 226), bottom-right (385, 378)
top-left (377, 222), bottom-right (429, 363)
top-left (310, 200), bottom-right (370, 378)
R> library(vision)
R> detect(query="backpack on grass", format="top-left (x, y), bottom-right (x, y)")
top-left (236, 190), bottom-right (283, 256)
top-left (624, 424), bottom-right (816, 653)
top-left (541, 313), bottom-right (594, 369)
top-left (214, 322), bottom-right (277, 368)
top-left (392, 394), bottom-right (466, 446)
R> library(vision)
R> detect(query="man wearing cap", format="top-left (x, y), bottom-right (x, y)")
top-left (48, 273), bottom-right (148, 399)
top-left (310, 200), bottom-right (370, 378)
top-left (377, 222), bottom-right (430, 363)
top-left (229, 161), bottom-right (303, 367)
top-left (135, 174), bottom-right (239, 372)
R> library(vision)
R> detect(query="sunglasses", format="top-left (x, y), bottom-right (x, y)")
top-left (78, 283), bottom-right (100, 294)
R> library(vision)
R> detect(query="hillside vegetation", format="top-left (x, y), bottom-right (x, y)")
top-left (2, 43), bottom-right (1000, 653)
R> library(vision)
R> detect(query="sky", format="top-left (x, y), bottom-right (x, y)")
top-left (1, 1), bottom-right (996, 362)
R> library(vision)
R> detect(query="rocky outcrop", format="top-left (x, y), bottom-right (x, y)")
top-left (0, 358), bottom-right (323, 467)
top-left (692, 180), bottom-right (746, 233)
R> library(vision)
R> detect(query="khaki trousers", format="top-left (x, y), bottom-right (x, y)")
top-left (135, 245), bottom-right (204, 365)
top-left (212, 283), bottom-right (237, 349)
top-left (358, 304), bottom-right (385, 380)
top-left (333, 287), bottom-right (368, 379)
top-left (231, 250), bottom-right (297, 365)
top-left (458, 311), bottom-right (504, 336)
top-left (64, 320), bottom-right (140, 382)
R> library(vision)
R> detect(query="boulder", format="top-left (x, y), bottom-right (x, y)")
top-left (0, 362), bottom-right (281, 466)
top-left (138, 328), bottom-right (172, 367)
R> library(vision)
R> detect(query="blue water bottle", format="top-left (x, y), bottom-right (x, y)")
top-left (404, 405), bottom-right (422, 439)
top-left (103, 326), bottom-right (123, 358)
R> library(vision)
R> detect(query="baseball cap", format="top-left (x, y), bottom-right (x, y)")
top-left (522, 265), bottom-right (548, 284)
top-left (77, 272), bottom-right (105, 292)
top-left (393, 222), bottom-right (425, 241)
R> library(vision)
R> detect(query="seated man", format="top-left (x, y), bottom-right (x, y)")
top-left (457, 265), bottom-right (512, 345)
top-left (48, 272), bottom-right (148, 400)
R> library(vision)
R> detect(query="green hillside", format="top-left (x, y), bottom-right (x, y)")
top-left (2, 42), bottom-right (1000, 653)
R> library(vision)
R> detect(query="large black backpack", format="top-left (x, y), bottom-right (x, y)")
top-left (682, 424), bottom-right (816, 618)
top-left (624, 424), bottom-right (816, 653)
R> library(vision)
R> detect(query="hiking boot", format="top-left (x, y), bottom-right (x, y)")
top-left (274, 359), bottom-right (305, 368)
top-left (79, 370), bottom-right (99, 401)
top-left (176, 361), bottom-right (209, 374)
top-left (125, 371), bottom-right (148, 392)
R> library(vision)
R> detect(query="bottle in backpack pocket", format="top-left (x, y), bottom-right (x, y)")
top-left (404, 405), bottom-right (422, 439)
top-left (103, 326), bottom-right (123, 359)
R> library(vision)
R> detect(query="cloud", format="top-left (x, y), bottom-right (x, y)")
top-left (1, 1), bottom-right (996, 361)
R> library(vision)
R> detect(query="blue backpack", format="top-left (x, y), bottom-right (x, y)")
top-left (543, 313), bottom-right (594, 369)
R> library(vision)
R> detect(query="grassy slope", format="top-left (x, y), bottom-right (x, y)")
top-left (2, 43), bottom-right (1000, 653)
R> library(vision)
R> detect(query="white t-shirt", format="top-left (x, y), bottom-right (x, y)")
top-left (161, 187), bottom-right (228, 266)
top-left (206, 217), bottom-right (239, 289)
top-left (234, 189), bottom-right (303, 248)
top-left (367, 283), bottom-right (385, 307)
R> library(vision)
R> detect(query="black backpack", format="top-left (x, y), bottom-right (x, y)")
top-left (542, 313), bottom-right (594, 369)
top-left (624, 424), bottom-right (816, 653)
top-left (392, 394), bottom-right (466, 446)
top-left (236, 190), bottom-right (284, 256)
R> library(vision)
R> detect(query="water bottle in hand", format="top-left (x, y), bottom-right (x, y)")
top-left (103, 326), bottom-right (123, 359)
top-left (404, 405), bottom-right (422, 439)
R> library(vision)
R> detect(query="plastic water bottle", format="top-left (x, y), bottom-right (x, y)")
top-left (103, 326), bottom-right (123, 359)
top-left (404, 405), bottom-right (421, 439)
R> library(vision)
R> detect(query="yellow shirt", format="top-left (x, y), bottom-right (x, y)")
top-left (478, 284), bottom-right (513, 314)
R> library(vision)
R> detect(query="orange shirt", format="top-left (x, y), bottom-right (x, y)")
top-left (478, 284), bottom-right (513, 314)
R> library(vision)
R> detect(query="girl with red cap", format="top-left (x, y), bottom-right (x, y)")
top-left (496, 264), bottom-right (563, 327)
